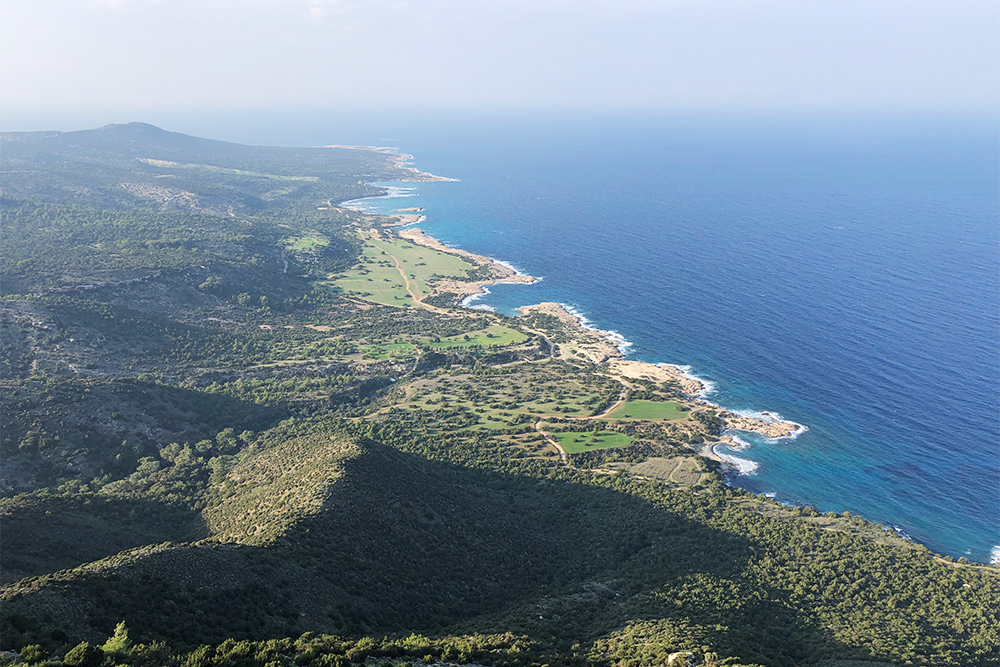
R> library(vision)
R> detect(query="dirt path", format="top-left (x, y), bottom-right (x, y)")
top-left (534, 420), bottom-right (566, 464)
top-left (382, 250), bottom-right (451, 315)
top-left (593, 381), bottom-right (631, 419)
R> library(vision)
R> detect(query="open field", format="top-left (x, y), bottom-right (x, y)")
top-left (138, 158), bottom-right (319, 181)
top-left (327, 232), bottom-right (478, 307)
top-left (360, 326), bottom-right (529, 361)
top-left (283, 232), bottom-right (330, 252)
top-left (606, 399), bottom-right (689, 420)
top-left (431, 325), bottom-right (528, 350)
top-left (369, 235), bottom-right (476, 299)
top-left (328, 242), bottom-right (411, 306)
top-left (362, 341), bottom-right (418, 360)
top-left (555, 430), bottom-right (633, 453)
top-left (626, 456), bottom-right (707, 485)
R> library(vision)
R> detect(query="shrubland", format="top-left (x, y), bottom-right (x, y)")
top-left (1, 124), bottom-right (997, 667)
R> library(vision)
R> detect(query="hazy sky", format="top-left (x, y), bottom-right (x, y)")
top-left (1, 0), bottom-right (997, 125)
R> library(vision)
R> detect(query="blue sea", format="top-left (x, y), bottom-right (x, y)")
top-left (175, 110), bottom-right (1000, 562)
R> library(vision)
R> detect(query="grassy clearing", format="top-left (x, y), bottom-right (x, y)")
top-left (328, 240), bottom-right (411, 307)
top-left (362, 342), bottom-right (418, 360)
top-left (431, 325), bottom-right (528, 350)
top-left (368, 236), bottom-right (475, 301)
top-left (555, 431), bottom-right (632, 454)
top-left (283, 233), bottom-right (330, 253)
top-left (606, 400), bottom-right (689, 421)
top-left (360, 326), bottom-right (528, 361)
top-left (139, 158), bottom-right (317, 181)
top-left (327, 233), bottom-right (477, 307)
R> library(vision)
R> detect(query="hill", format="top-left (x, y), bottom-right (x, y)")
top-left (1, 124), bottom-right (997, 667)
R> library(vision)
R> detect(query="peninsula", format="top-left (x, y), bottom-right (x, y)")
top-left (1, 124), bottom-right (996, 667)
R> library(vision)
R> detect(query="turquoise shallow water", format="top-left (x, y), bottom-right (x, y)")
top-left (331, 112), bottom-right (999, 563)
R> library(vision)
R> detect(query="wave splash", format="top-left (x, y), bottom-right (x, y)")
top-left (340, 185), bottom-right (419, 212)
top-left (713, 441), bottom-right (759, 476)
top-left (558, 303), bottom-right (634, 356)
top-left (460, 288), bottom-right (497, 311)
top-left (672, 364), bottom-right (717, 398)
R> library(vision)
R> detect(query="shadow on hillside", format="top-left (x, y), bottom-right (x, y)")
top-left (1, 377), bottom-right (287, 497)
top-left (0, 441), bottom-right (853, 664)
top-left (0, 494), bottom-right (209, 584)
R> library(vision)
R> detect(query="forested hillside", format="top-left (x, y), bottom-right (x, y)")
top-left (1, 124), bottom-right (997, 667)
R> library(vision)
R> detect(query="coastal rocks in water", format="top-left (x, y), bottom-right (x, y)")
top-left (516, 302), bottom-right (623, 364)
top-left (397, 228), bottom-right (536, 301)
top-left (721, 412), bottom-right (804, 439)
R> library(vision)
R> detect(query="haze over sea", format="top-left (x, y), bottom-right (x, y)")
top-left (195, 110), bottom-right (999, 562)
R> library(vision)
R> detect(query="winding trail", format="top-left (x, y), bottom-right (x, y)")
top-left (377, 244), bottom-right (451, 315)
top-left (534, 420), bottom-right (567, 464)
top-left (593, 381), bottom-right (631, 419)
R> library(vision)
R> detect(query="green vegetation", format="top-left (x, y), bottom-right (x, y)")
top-left (1, 123), bottom-right (997, 667)
top-left (554, 430), bottom-right (632, 453)
top-left (328, 232), bottom-right (479, 307)
top-left (431, 325), bottom-right (528, 349)
top-left (283, 232), bottom-right (331, 253)
top-left (607, 399), bottom-right (690, 420)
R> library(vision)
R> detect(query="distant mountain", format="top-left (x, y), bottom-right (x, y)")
top-left (0, 122), bottom-right (401, 214)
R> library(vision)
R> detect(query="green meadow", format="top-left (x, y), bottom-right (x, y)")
top-left (283, 232), bottom-right (331, 252)
top-left (606, 399), bottom-right (689, 421)
top-left (554, 430), bottom-right (633, 453)
top-left (328, 233), bottom-right (478, 307)
top-left (431, 325), bottom-right (528, 349)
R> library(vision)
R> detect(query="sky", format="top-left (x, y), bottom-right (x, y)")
top-left (1, 0), bottom-right (997, 130)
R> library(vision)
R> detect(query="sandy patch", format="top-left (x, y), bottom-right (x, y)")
top-left (607, 359), bottom-right (705, 396)
top-left (516, 302), bottom-right (621, 364)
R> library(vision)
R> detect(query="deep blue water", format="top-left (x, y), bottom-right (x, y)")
top-left (127, 109), bottom-right (998, 562)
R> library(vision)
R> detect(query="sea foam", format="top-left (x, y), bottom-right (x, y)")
top-left (460, 287), bottom-right (497, 311)
top-left (673, 364), bottom-right (717, 398)
top-left (559, 303), bottom-right (635, 356)
top-left (713, 443), bottom-right (759, 476)
top-left (340, 185), bottom-right (418, 211)
top-left (492, 257), bottom-right (531, 277)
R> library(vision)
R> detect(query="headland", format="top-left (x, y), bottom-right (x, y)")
top-left (368, 204), bottom-right (806, 448)
top-left (397, 227), bottom-right (538, 302)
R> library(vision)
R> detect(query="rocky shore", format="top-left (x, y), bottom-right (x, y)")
top-left (514, 302), bottom-right (804, 440)
top-left (397, 227), bottom-right (537, 301)
top-left (389, 224), bottom-right (805, 444)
